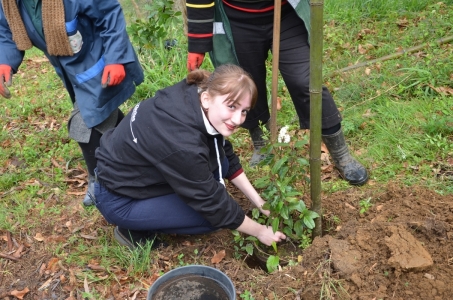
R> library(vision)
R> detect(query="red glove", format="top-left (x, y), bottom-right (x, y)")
top-left (101, 64), bottom-right (125, 88)
top-left (187, 53), bottom-right (205, 72)
top-left (0, 64), bottom-right (12, 99)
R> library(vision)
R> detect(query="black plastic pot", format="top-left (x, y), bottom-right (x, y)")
top-left (147, 265), bottom-right (236, 300)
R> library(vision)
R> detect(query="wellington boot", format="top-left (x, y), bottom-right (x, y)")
top-left (248, 122), bottom-right (270, 167)
top-left (322, 128), bottom-right (368, 186)
top-left (114, 226), bottom-right (167, 250)
top-left (82, 174), bottom-right (96, 206)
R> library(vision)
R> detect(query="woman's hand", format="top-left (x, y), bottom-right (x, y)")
top-left (257, 203), bottom-right (270, 217)
top-left (256, 224), bottom-right (286, 246)
top-left (236, 216), bottom-right (286, 247)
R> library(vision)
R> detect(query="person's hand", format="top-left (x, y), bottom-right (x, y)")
top-left (259, 205), bottom-right (271, 217)
top-left (256, 225), bottom-right (286, 246)
top-left (101, 64), bottom-right (125, 88)
top-left (187, 52), bottom-right (205, 72)
top-left (0, 64), bottom-right (12, 98)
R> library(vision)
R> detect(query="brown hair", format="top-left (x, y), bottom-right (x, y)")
top-left (186, 64), bottom-right (258, 108)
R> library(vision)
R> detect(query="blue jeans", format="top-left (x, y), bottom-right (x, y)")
top-left (94, 183), bottom-right (219, 234)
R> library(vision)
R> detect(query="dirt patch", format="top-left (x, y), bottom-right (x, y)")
top-left (1, 182), bottom-right (452, 299)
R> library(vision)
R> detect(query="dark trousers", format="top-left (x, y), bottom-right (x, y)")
top-left (226, 5), bottom-right (342, 130)
top-left (94, 184), bottom-right (218, 234)
top-left (93, 157), bottom-right (229, 234)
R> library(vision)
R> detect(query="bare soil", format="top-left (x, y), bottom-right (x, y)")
top-left (1, 181), bottom-right (452, 300)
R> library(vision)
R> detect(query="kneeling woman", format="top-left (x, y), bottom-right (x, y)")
top-left (94, 64), bottom-right (286, 249)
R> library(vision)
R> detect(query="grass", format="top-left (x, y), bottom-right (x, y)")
top-left (0, 0), bottom-right (452, 298)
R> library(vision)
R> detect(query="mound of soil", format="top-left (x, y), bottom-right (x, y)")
top-left (1, 182), bottom-right (452, 299)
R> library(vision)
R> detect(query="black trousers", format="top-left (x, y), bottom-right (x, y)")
top-left (226, 5), bottom-right (342, 130)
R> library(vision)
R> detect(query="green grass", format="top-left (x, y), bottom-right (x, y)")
top-left (0, 0), bottom-right (452, 296)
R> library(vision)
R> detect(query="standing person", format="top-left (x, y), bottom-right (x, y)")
top-left (94, 65), bottom-right (286, 249)
top-left (185, 0), bottom-right (368, 185)
top-left (0, 0), bottom-right (144, 206)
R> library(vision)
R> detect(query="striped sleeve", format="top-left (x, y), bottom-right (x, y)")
top-left (186, 0), bottom-right (215, 53)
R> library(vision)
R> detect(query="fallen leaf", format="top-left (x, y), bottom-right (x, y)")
top-left (34, 233), bottom-right (45, 242)
top-left (80, 234), bottom-right (98, 240)
top-left (84, 276), bottom-right (90, 294)
top-left (10, 287), bottom-right (30, 299)
top-left (211, 250), bottom-right (226, 264)
top-left (345, 203), bottom-right (356, 210)
top-left (38, 278), bottom-right (53, 291)
top-left (13, 244), bottom-right (24, 258)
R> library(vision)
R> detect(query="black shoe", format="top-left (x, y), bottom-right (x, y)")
top-left (113, 226), bottom-right (167, 250)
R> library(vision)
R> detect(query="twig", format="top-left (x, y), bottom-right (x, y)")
top-left (327, 35), bottom-right (453, 77)
top-left (344, 75), bottom-right (411, 112)
top-left (0, 252), bottom-right (19, 261)
top-left (6, 231), bottom-right (13, 251)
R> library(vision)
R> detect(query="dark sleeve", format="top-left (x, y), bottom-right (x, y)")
top-left (156, 148), bottom-right (245, 229)
top-left (0, 7), bottom-right (25, 71)
top-left (186, 0), bottom-right (214, 53)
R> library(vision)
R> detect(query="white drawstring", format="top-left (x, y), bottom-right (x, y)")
top-left (214, 137), bottom-right (225, 186)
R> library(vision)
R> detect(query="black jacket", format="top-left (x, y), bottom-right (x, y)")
top-left (95, 79), bottom-right (245, 229)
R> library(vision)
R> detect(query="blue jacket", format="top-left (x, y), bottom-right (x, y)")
top-left (0, 0), bottom-right (144, 128)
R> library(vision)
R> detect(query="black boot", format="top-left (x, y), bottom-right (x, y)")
top-left (114, 226), bottom-right (167, 250)
top-left (82, 174), bottom-right (96, 206)
top-left (248, 121), bottom-right (269, 167)
top-left (322, 128), bottom-right (368, 186)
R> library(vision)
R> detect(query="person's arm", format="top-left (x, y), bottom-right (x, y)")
top-left (236, 215), bottom-right (286, 246)
top-left (185, 0), bottom-right (214, 71)
top-left (80, 0), bottom-right (133, 65)
top-left (0, 6), bottom-right (25, 73)
top-left (230, 172), bottom-right (270, 216)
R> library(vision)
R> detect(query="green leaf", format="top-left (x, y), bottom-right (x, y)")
top-left (271, 217), bottom-right (280, 233)
top-left (307, 210), bottom-right (320, 219)
top-left (294, 140), bottom-right (308, 148)
top-left (252, 208), bottom-right (260, 220)
top-left (254, 176), bottom-right (270, 188)
top-left (282, 226), bottom-right (294, 238)
top-left (245, 243), bottom-right (254, 255)
top-left (278, 166), bottom-right (289, 179)
top-left (271, 157), bottom-right (288, 175)
top-left (276, 201), bottom-right (284, 213)
top-left (285, 197), bottom-right (299, 204)
top-left (290, 200), bottom-right (307, 213)
top-left (294, 220), bottom-right (304, 237)
top-left (271, 241), bottom-right (278, 253)
top-left (296, 157), bottom-right (310, 166)
top-left (245, 236), bottom-right (258, 242)
top-left (266, 255), bottom-right (280, 273)
top-left (303, 214), bottom-right (316, 229)
top-left (286, 190), bottom-right (303, 197)
top-left (283, 217), bottom-right (293, 229)
top-left (280, 205), bottom-right (289, 220)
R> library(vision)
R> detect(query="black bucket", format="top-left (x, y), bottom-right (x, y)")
top-left (147, 265), bottom-right (236, 300)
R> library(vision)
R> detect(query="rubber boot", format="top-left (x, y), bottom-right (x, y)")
top-left (322, 128), bottom-right (368, 186)
top-left (82, 174), bottom-right (96, 206)
top-left (248, 122), bottom-right (269, 167)
top-left (114, 227), bottom-right (167, 250)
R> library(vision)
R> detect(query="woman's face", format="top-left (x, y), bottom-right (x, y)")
top-left (201, 92), bottom-right (252, 137)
